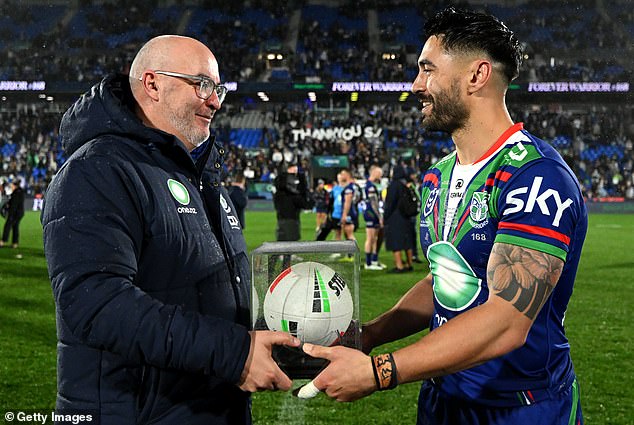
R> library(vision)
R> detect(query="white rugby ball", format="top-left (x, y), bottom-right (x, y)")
top-left (264, 261), bottom-right (353, 346)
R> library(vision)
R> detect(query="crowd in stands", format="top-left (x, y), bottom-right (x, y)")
top-left (0, 1), bottom-right (631, 201)
top-left (0, 0), bottom-right (631, 84)
top-left (5, 100), bottom-right (630, 202)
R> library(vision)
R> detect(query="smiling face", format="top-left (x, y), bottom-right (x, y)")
top-left (158, 42), bottom-right (222, 150)
top-left (411, 35), bottom-right (470, 134)
top-left (132, 36), bottom-right (223, 151)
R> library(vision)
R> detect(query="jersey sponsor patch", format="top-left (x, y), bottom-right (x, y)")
top-left (427, 241), bottom-right (482, 311)
top-left (502, 176), bottom-right (573, 227)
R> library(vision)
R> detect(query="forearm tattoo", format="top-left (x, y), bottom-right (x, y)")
top-left (487, 243), bottom-right (563, 320)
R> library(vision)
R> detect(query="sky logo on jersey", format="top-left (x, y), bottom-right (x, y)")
top-left (427, 241), bottom-right (482, 311)
top-left (424, 188), bottom-right (440, 217)
top-left (469, 192), bottom-right (489, 228)
top-left (503, 176), bottom-right (573, 227)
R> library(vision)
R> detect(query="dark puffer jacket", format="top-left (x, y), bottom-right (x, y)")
top-left (41, 75), bottom-right (253, 424)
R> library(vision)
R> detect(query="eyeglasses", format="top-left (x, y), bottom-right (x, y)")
top-left (150, 70), bottom-right (227, 103)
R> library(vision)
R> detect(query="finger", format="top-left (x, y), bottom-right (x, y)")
top-left (302, 343), bottom-right (333, 360)
top-left (273, 368), bottom-right (293, 391)
top-left (270, 331), bottom-right (301, 347)
top-left (295, 380), bottom-right (321, 399)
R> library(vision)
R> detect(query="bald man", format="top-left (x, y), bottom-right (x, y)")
top-left (42, 35), bottom-right (299, 425)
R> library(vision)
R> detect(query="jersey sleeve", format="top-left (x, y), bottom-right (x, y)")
top-left (495, 160), bottom-right (584, 261)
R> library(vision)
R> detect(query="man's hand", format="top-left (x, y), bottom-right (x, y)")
top-left (238, 330), bottom-right (300, 392)
top-left (303, 343), bottom-right (377, 402)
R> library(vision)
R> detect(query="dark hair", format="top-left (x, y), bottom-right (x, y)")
top-left (424, 7), bottom-right (522, 83)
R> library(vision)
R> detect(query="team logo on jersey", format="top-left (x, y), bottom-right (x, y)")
top-left (424, 188), bottom-right (440, 217)
top-left (468, 192), bottom-right (489, 229)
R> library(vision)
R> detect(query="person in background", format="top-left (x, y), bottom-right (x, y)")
top-left (363, 165), bottom-right (385, 270)
top-left (329, 173), bottom-right (345, 241)
top-left (313, 178), bottom-right (329, 232)
top-left (273, 164), bottom-right (313, 242)
top-left (228, 171), bottom-right (248, 229)
top-left (41, 35), bottom-right (299, 425)
top-left (383, 165), bottom-right (415, 273)
top-left (1, 180), bottom-right (25, 248)
top-left (338, 168), bottom-right (358, 243)
top-left (406, 167), bottom-right (424, 264)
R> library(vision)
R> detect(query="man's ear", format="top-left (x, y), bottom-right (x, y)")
top-left (139, 71), bottom-right (161, 101)
top-left (467, 60), bottom-right (493, 94)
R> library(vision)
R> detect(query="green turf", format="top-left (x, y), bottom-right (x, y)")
top-left (0, 211), bottom-right (632, 424)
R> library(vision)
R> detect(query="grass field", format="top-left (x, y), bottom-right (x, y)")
top-left (0, 211), bottom-right (632, 424)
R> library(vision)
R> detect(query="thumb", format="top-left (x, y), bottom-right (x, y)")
top-left (302, 343), bottom-right (334, 360)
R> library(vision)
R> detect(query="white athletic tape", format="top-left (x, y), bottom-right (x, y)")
top-left (296, 380), bottom-right (320, 399)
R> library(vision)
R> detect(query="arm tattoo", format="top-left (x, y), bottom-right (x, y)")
top-left (487, 243), bottom-right (563, 320)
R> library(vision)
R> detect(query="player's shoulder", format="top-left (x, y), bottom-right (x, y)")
top-left (502, 130), bottom-right (578, 186)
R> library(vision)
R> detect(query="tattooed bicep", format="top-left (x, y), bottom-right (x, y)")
top-left (487, 243), bottom-right (564, 320)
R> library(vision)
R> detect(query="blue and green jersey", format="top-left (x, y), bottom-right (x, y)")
top-left (419, 123), bottom-right (588, 406)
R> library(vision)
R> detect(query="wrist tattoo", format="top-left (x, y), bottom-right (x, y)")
top-left (371, 353), bottom-right (398, 390)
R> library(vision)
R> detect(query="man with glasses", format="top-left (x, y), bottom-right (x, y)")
top-left (42, 35), bottom-right (299, 425)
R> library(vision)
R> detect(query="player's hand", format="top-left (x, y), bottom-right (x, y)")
top-left (302, 343), bottom-right (376, 402)
top-left (238, 330), bottom-right (300, 392)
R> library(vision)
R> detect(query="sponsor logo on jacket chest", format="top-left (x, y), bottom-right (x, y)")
top-left (167, 179), bottom-right (198, 214)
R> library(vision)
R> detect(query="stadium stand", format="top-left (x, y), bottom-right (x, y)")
top-left (0, 0), bottom-right (631, 202)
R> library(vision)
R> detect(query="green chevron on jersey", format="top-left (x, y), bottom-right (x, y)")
top-left (421, 139), bottom-right (544, 247)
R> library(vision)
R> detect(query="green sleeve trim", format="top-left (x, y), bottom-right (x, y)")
top-left (495, 234), bottom-right (567, 261)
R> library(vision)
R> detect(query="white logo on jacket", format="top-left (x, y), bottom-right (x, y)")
top-left (220, 194), bottom-right (241, 230)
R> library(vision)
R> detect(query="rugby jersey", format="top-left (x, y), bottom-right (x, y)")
top-left (363, 180), bottom-right (382, 224)
top-left (419, 123), bottom-right (588, 406)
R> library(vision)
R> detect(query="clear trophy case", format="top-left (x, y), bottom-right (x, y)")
top-left (251, 240), bottom-right (361, 379)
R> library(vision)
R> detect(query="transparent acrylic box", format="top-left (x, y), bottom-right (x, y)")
top-left (251, 240), bottom-right (361, 379)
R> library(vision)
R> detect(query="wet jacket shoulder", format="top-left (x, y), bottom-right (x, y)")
top-left (41, 75), bottom-right (252, 424)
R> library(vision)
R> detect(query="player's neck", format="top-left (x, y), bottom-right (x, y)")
top-left (452, 105), bottom-right (514, 165)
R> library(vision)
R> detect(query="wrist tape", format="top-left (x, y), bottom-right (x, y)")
top-left (371, 353), bottom-right (398, 390)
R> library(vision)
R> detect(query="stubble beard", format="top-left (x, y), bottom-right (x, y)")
top-left (421, 79), bottom-right (470, 135)
top-left (166, 103), bottom-right (210, 149)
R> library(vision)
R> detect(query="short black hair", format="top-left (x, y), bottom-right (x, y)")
top-left (424, 7), bottom-right (522, 83)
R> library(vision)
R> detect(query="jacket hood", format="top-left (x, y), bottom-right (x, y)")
top-left (60, 74), bottom-right (172, 156)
